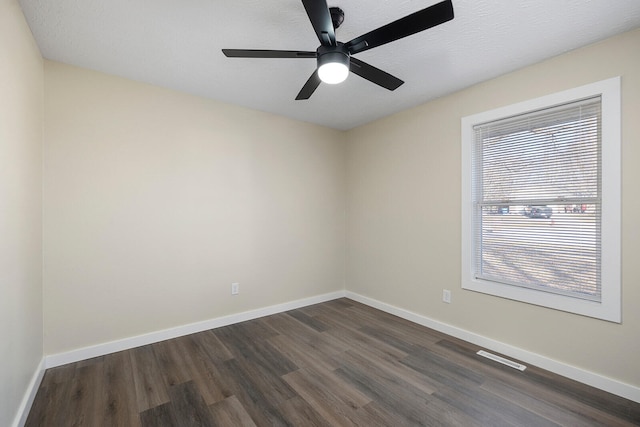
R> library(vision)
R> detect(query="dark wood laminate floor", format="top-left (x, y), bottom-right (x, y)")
top-left (26, 298), bottom-right (640, 426)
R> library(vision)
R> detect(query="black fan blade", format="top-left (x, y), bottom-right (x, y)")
top-left (345, 0), bottom-right (454, 55)
top-left (349, 57), bottom-right (404, 91)
top-left (296, 70), bottom-right (322, 100)
top-left (301, 0), bottom-right (336, 46)
top-left (222, 49), bottom-right (316, 58)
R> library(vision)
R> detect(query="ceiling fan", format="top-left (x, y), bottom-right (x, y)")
top-left (222, 0), bottom-right (454, 100)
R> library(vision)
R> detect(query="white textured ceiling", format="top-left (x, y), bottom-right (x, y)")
top-left (18, 0), bottom-right (640, 130)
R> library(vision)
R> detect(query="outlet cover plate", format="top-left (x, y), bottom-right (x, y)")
top-left (443, 289), bottom-right (451, 303)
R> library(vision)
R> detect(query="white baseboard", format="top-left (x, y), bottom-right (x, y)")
top-left (12, 357), bottom-right (45, 427)
top-left (45, 290), bottom-right (346, 368)
top-left (345, 291), bottom-right (640, 403)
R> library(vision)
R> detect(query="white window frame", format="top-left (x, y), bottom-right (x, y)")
top-left (461, 77), bottom-right (621, 323)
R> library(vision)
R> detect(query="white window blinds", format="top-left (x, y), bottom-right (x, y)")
top-left (472, 96), bottom-right (601, 301)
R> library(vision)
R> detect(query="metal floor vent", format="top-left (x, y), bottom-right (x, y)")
top-left (477, 350), bottom-right (527, 371)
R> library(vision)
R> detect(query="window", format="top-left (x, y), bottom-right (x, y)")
top-left (461, 77), bottom-right (621, 322)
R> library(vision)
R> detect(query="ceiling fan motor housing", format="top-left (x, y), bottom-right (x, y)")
top-left (316, 43), bottom-right (350, 84)
top-left (316, 43), bottom-right (350, 69)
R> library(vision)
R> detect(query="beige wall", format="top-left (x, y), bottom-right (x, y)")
top-left (0, 0), bottom-right (44, 425)
top-left (346, 28), bottom-right (640, 388)
top-left (43, 62), bottom-right (346, 355)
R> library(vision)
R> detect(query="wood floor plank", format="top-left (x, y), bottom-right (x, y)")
top-left (227, 355), bottom-right (297, 407)
top-left (172, 334), bottom-right (231, 405)
top-left (218, 317), bottom-right (280, 348)
top-left (321, 319), bottom-right (408, 363)
top-left (168, 381), bottom-right (216, 426)
top-left (66, 361), bottom-right (105, 426)
top-left (345, 302), bottom-right (446, 347)
top-left (277, 396), bottom-right (333, 427)
top-left (334, 351), bottom-right (440, 426)
top-left (481, 377), bottom-right (636, 427)
top-left (23, 385), bottom-right (48, 426)
top-left (40, 362), bottom-right (76, 385)
top-left (152, 338), bottom-right (193, 387)
top-left (282, 367), bottom-right (371, 426)
top-left (286, 309), bottom-right (330, 332)
top-left (228, 336), bottom-right (299, 378)
top-left (129, 344), bottom-right (170, 412)
top-left (355, 401), bottom-right (415, 427)
top-left (268, 334), bottom-right (343, 372)
top-left (102, 350), bottom-right (141, 427)
top-left (422, 394), bottom-right (488, 427)
top-left (519, 363), bottom-right (640, 424)
top-left (358, 324), bottom-right (422, 354)
top-left (307, 304), bottom-right (372, 332)
top-left (139, 402), bottom-right (178, 427)
top-left (262, 313), bottom-right (334, 345)
top-left (433, 383), bottom-right (560, 427)
top-left (341, 347), bottom-right (437, 396)
top-left (209, 395), bottom-right (258, 427)
top-left (401, 345), bottom-right (486, 390)
top-left (27, 362), bottom-right (77, 426)
top-left (193, 329), bottom-right (234, 362)
top-left (25, 381), bottom-right (71, 427)
top-left (262, 312), bottom-right (350, 359)
top-left (215, 358), bottom-right (294, 427)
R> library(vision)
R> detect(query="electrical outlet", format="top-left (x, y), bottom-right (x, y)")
top-left (443, 289), bottom-right (451, 304)
top-left (231, 282), bottom-right (239, 295)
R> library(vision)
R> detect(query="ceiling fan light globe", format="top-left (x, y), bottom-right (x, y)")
top-left (318, 62), bottom-right (349, 84)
